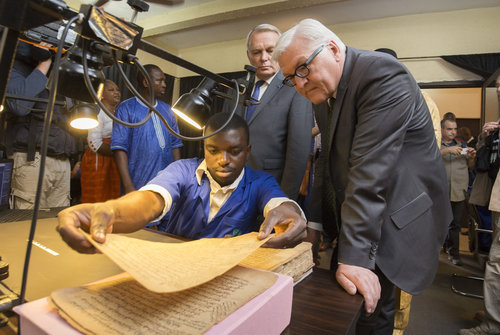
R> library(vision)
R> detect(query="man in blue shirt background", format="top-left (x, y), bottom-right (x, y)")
top-left (111, 64), bottom-right (183, 194)
top-left (58, 113), bottom-right (307, 251)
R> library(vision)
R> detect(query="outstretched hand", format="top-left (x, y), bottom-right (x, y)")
top-left (336, 263), bottom-right (381, 314)
top-left (57, 203), bottom-right (116, 254)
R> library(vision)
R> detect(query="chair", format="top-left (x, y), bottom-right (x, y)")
top-left (450, 196), bottom-right (492, 299)
top-left (466, 202), bottom-right (492, 267)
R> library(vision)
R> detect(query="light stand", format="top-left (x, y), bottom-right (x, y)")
top-left (0, 0), bottom-right (259, 317)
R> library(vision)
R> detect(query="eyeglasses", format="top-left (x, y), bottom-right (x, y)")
top-left (283, 44), bottom-right (326, 87)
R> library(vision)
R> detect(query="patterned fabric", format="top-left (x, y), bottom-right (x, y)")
top-left (87, 110), bottom-right (113, 153)
top-left (80, 138), bottom-right (121, 203)
top-left (110, 97), bottom-right (183, 189)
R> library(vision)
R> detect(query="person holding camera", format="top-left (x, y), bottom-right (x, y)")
top-left (440, 117), bottom-right (477, 265)
top-left (460, 75), bottom-right (500, 335)
top-left (4, 41), bottom-right (78, 209)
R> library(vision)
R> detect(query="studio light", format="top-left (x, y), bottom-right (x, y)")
top-left (57, 38), bottom-right (106, 103)
top-left (69, 103), bottom-right (99, 129)
top-left (171, 77), bottom-right (217, 130)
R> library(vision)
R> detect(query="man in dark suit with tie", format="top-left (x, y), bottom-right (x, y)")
top-left (273, 19), bottom-right (452, 334)
top-left (222, 24), bottom-right (313, 201)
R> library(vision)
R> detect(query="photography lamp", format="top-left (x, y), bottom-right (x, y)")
top-left (0, 0), bottom-right (260, 309)
top-left (171, 77), bottom-right (217, 130)
top-left (68, 102), bottom-right (100, 129)
top-left (170, 65), bottom-right (259, 131)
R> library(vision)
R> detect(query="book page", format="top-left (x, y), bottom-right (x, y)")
top-left (82, 231), bottom-right (271, 293)
top-left (240, 241), bottom-right (312, 271)
top-left (50, 267), bottom-right (277, 335)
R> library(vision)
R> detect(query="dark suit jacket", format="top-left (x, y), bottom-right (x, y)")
top-left (222, 71), bottom-right (313, 200)
top-left (315, 47), bottom-right (451, 294)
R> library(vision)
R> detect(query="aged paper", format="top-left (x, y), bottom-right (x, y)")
top-left (82, 231), bottom-right (271, 293)
top-left (50, 266), bottom-right (277, 335)
top-left (240, 242), bottom-right (312, 271)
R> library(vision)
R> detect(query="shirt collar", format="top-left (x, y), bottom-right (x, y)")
top-left (256, 72), bottom-right (277, 86)
top-left (135, 96), bottom-right (158, 109)
top-left (442, 139), bottom-right (457, 146)
top-left (195, 160), bottom-right (244, 192)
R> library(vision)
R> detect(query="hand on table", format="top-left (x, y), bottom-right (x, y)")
top-left (336, 263), bottom-right (381, 314)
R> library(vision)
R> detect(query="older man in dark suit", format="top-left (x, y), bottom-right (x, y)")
top-left (273, 19), bottom-right (452, 334)
top-left (222, 24), bottom-right (313, 201)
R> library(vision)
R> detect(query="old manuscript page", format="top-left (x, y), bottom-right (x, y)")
top-left (240, 242), bottom-right (312, 271)
top-left (50, 266), bottom-right (277, 335)
top-left (82, 231), bottom-right (271, 293)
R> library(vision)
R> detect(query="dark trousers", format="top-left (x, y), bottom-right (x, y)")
top-left (330, 252), bottom-right (395, 335)
top-left (355, 267), bottom-right (395, 335)
top-left (446, 200), bottom-right (464, 257)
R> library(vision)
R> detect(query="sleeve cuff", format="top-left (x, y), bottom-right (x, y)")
top-left (138, 184), bottom-right (172, 222)
top-left (307, 221), bottom-right (323, 231)
top-left (263, 197), bottom-right (307, 223)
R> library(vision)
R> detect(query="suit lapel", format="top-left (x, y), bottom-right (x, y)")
top-left (326, 47), bottom-right (354, 152)
top-left (247, 72), bottom-right (284, 124)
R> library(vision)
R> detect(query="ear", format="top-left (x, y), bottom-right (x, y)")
top-left (327, 40), bottom-right (342, 61)
top-left (246, 49), bottom-right (252, 62)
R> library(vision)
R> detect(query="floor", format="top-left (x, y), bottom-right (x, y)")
top-left (316, 231), bottom-right (488, 335)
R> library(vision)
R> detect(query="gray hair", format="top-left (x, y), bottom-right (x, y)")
top-left (272, 18), bottom-right (345, 62)
top-left (246, 24), bottom-right (281, 50)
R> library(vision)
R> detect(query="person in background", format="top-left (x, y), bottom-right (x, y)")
top-left (57, 113), bottom-right (307, 253)
top-left (457, 126), bottom-right (478, 148)
top-left (273, 18), bottom-right (451, 334)
top-left (421, 91), bottom-right (442, 146)
top-left (80, 80), bottom-right (122, 203)
top-left (70, 160), bottom-right (81, 205)
top-left (221, 23), bottom-right (313, 201)
top-left (111, 64), bottom-right (183, 194)
top-left (4, 41), bottom-right (77, 209)
top-left (440, 118), bottom-right (476, 266)
top-left (460, 75), bottom-right (500, 335)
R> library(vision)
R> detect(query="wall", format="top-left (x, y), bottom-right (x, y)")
top-left (173, 6), bottom-right (500, 81)
top-left (422, 88), bottom-right (481, 119)
top-left (485, 88), bottom-right (500, 122)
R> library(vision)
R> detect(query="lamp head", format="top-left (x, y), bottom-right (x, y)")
top-left (172, 77), bottom-right (216, 130)
top-left (69, 103), bottom-right (99, 129)
top-left (57, 38), bottom-right (106, 103)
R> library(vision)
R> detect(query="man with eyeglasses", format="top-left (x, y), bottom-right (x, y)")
top-left (221, 24), bottom-right (313, 202)
top-left (273, 19), bottom-right (451, 334)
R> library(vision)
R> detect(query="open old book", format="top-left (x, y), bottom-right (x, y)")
top-left (48, 232), bottom-right (311, 334)
top-left (241, 241), bottom-right (314, 283)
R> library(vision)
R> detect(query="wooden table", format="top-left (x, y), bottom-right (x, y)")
top-left (285, 268), bottom-right (363, 335)
top-left (0, 215), bottom-right (363, 335)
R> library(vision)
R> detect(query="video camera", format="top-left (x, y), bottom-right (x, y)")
top-left (7, 1), bottom-right (144, 103)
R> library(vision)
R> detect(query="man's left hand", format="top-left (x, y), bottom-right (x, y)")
top-left (336, 263), bottom-right (381, 314)
top-left (258, 202), bottom-right (306, 248)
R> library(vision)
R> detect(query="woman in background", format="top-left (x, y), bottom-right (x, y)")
top-left (80, 80), bottom-right (121, 203)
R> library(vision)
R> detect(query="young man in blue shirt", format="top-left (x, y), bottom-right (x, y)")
top-left (57, 113), bottom-right (307, 252)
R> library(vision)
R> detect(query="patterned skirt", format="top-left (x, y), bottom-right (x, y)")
top-left (80, 138), bottom-right (121, 203)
